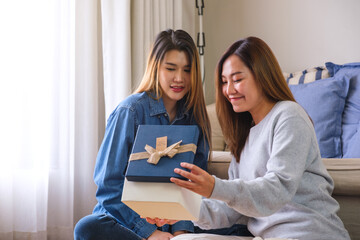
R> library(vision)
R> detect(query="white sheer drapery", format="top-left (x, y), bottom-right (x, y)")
top-left (0, 0), bottom-right (77, 238)
top-left (101, 0), bottom-right (132, 119)
top-left (0, 0), bottom-right (130, 239)
top-left (0, 0), bottom-right (62, 239)
top-left (0, 0), bottom-right (194, 239)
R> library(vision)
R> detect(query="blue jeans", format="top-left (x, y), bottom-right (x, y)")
top-left (74, 213), bottom-right (253, 240)
top-left (74, 214), bottom-right (143, 240)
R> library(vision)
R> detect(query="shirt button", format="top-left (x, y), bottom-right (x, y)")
top-left (164, 113), bottom-right (168, 117)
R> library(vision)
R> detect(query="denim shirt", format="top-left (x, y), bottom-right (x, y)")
top-left (92, 92), bottom-right (209, 239)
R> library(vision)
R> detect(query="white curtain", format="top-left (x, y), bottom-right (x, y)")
top-left (0, 0), bottom-right (194, 239)
top-left (0, 0), bottom-right (64, 239)
top-left (0, 0), bottom-right (129, 239)
top-left (101, 0), bottom-right (132, 119)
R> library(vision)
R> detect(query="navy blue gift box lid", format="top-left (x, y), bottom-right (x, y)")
top-left (125, 125), bottom-right (200, 182)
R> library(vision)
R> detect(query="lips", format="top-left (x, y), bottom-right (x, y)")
top-left (170, 86), bottom-right (184, 93)
top-left (229, 95), bottom-right (244, 102)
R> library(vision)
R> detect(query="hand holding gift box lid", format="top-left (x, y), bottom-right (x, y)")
top-left (125, 125), bottom-right (200, 182)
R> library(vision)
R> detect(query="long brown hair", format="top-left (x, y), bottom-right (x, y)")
top-left (215, 36), bottom-right (295, 162)
top-left (135, 29), bottom-right (211, 151)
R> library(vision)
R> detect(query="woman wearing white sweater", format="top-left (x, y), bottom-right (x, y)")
top-left (148, 36), bottom-right (350, 240)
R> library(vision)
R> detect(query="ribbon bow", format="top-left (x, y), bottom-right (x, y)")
top-left (129, 136), bottom-right (197, 165)
top-left (145, 137), bottom-right (182, 164)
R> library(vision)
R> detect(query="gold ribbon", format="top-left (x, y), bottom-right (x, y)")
top-left (129, 136), bottom-right (197, 165)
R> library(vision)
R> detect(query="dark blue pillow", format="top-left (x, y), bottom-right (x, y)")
top-left (326, 62), bottom-right (360, 158)
top-left (289, 76), bottom-right (350, 158)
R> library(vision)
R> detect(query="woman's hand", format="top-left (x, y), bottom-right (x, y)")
top-left (170, 162), bottom-right (215, 198)
top-left (145, 217), bottom-right (178, 227)
top-left (146, 229), bottom-right (173, 240)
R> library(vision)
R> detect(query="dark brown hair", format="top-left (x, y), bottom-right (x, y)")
top-left (215, 36), bottom-right (295, 162)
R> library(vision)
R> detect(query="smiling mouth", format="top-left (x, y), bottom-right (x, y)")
top-left (171, 86), bottom-right (184, 92)
top-left (229, 96), bottom-right (244, 102)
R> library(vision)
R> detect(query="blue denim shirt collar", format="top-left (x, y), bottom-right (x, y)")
top-left (148, 92), bottom-right (190, 121)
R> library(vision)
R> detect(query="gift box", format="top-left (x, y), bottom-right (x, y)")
top-left (121, 179), bottom-right (202, 220)
top-left (125, 125), bottom-right (199, 182)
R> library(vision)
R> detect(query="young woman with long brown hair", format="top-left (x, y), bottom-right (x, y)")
top-left (152, 36), bottom-right (350, 240)
top-left (74, 29), bottom-right (211, 240)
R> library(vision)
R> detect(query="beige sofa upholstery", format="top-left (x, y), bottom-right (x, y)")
top-left (206, 103), bottom-right (360, 240)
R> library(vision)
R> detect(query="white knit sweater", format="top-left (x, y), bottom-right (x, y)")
top-left (195, 101), bottom-right (350, 240)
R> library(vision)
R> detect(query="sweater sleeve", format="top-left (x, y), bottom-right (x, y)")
top-left (210, 116), bottom-right (313, 217)
top-left (194, 196), bottom-right (248, 230)
top-left (93, 106), bottom-right (157, 239)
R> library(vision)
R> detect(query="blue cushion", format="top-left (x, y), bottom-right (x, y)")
top-left (326, 62), bottom-right (360, 77)
top-left (344, 123), bottom-right (360, 157)
top-left (326, 62), bottom-right (360, 158)
top-left (289, 76), bottom-right (350, 158)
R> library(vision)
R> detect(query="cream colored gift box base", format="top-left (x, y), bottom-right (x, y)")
top-left (122, 179), bottom-right (202, 220)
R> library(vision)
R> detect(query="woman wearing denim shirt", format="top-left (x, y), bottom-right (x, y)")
top-left (73, 29), bottom-right (211, 240)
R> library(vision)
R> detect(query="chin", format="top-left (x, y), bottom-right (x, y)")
top-left (171, 94), bottom-right (186, 101)
top-left (232, 105), bottom-right (246, 113)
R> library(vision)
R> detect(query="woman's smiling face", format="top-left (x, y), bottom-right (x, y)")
top-left (221, 54), bottom-right (262, 112)
top-left (158, 49), bottom-right (191, 106)
top-left (221, 54), bottom-right (274, 124)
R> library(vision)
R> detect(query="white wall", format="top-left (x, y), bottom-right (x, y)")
top-left (202, 0), bottom-right (360, 104)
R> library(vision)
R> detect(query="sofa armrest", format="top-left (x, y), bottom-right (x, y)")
top-left (208, 151), bottom-right (231, 179)
top-left (206, 104), bottom-right (227, 151)
top-left (322, 158), bottom-right (360, 196)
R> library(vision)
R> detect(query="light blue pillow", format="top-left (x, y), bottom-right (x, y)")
top-left (344, 123), bottom-right (360, 157)
top-left (326, 62), bottom-right (360, 158)
top-left (289, 76), bottom-right (350, 158)
top-left (326, 62), bottom-right (360, 77)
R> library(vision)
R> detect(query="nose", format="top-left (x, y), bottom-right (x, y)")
top-left (174, 69), bottom-right (184, 82)
top-left (226, 81), bottom-right (236, 95)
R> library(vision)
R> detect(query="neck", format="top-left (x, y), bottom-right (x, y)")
top-left (163, 99), bottom-right (177, 122)
top-left (250, 100), bottom-right (276, 125)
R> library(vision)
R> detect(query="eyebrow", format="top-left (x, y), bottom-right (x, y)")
top-left (164, 62), bottom-right (191, 68)
top-left (222, 71), bottom-right (243, 78)
top-left (230, 71), bottom-right (243, 77)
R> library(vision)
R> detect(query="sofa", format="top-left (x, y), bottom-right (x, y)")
top-left (206, 62), bottom-right (360, 240)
